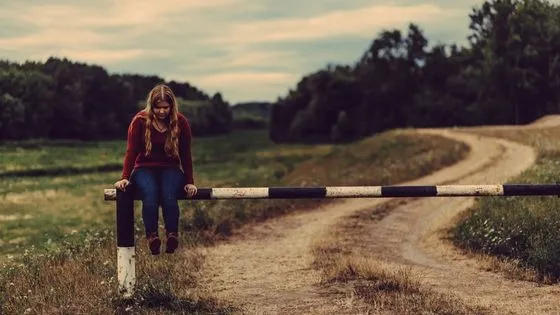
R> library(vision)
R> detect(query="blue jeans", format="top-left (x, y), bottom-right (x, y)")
top-left (130, 167), bottom-right (184, 236)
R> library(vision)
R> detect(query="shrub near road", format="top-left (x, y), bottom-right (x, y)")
top-left (452, 124), bottom-right (560, 282)
top-left (0, 129), bottom-right (468, 314)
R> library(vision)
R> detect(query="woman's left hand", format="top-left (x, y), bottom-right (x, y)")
top-left (184, 184), bottom-right (198, 198)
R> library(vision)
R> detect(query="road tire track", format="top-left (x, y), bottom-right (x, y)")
top-left (196, 121), bottom-right (560, 314)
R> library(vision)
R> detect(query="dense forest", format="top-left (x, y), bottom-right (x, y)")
top-left (270, 0), bottom-right (560, 143)
top-left (0, 58), bottom-right (233, 140)
top-left (1, 0), bottom-right (558, 143)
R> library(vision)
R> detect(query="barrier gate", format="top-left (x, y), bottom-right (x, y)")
top-left (104, 183), bottom-right (560, 298)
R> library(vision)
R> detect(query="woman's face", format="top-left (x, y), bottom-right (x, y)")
top-left (153, 101), bottom-right (171, 121)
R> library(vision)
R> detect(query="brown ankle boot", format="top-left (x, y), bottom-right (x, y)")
top-left (165, 231), bottom-right (179, 253)
top-left (146, 233), bottom-right (161, 255)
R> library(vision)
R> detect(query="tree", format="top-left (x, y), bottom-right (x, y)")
top-left (268, 0), bottom-right (560, 143)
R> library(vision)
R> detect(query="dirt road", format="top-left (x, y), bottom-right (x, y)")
top-left (197, 120), bottom-right (560, 314)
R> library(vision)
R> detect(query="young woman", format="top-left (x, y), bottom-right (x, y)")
top-left (114, 84), bottom-right (197, 255)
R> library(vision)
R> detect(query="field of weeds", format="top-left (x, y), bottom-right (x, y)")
top-left (0, 129), bottom-right (468, 313)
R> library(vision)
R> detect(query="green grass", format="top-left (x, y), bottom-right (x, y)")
top-left (451, 126), bottom-right (560, 282)
top-left (0, 141), bottom-right (124, 176)
top-left (0, 128), bottom-right (469, 314)
top-left (0, 130), bottom-right (330, 254)
top-left (0, 130), bottom-right (275, 175)
top-left (285, 130), bottom-right (466, 186)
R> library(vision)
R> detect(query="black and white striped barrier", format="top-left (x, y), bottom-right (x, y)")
top-left (105, 183), bottom-right (560, 297)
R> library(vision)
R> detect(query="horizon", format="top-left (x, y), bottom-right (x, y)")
top-left (0, 1), bottom-right (483, 104)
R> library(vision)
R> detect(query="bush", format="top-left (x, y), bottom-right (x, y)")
top-left (452, 185), bottom-right (560, 279)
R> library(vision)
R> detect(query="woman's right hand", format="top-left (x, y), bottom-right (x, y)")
top-left (115, 179), bottom-right (130, 191)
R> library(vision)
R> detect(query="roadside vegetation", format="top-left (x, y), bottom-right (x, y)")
top-left (0, 129), bottom-right (468, 314)
top-left (451, 124), bottom-right (560, 283)
top-left (312, 224), bottom-right (491, 315)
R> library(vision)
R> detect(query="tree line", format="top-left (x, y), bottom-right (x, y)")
top-left (269, 0), bottom-right (560, 143)
top-left (0, 57), bottom-right (233, 140)
top-left (1, 0), bottom-right (557, 143)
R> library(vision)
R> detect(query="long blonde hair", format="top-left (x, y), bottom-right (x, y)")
top-left (142, 84), bottom-right (179, 159)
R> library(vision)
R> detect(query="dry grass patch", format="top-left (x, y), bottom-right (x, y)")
top-left (1, 234), bottom-right (236, 314)
top-left (311, 200), bottom-right (491, 315)
top-left (475, 253), bottom-right (544, 283)
top-left (459, 124), bottom-right (560, 153)
top-left (313, 240), bottom-right (490, 314)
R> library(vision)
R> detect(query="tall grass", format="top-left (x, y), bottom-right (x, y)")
top-left (451, 126), bottom-right (560, 282)
top-left (311, 205), bottom-right (491, 314)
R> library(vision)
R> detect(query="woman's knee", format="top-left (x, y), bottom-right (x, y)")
top-left (132, 169), bottom-right (159, 199)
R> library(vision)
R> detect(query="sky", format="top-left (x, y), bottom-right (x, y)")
top-left (0, 1), bottom-right (484, 104)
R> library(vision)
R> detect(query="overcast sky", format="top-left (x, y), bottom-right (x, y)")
top-left (0, 1), bottom-right (484, 104)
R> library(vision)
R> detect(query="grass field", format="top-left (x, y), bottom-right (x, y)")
top-left (0, 128), bottom-right (470, 313)
top-left (0, 130), bottom-right (326, 256)
top-left (451, 126), bottom-right (560, 282)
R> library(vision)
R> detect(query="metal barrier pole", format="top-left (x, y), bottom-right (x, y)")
top-left (105, 184), bottom-right (560, 201)
top-left (115, 188), bottom-right (135, 298)
top-left (105, 183), bottom-right (560, 297)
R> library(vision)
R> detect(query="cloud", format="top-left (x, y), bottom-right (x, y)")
top-left (175, 49), bottom-right (300, 73)
top-left (207, 4), bottom-right (459, 45)
top-left (180, 3), bottom-right (466, 101)
top-left (225, 50), bottom-right (299, 68)
top-left (0, 29), bottom-right (170, 64)
top-left (55, 49), bottom-right (168, 64)
top-left (0, 1), bottom-right (477, 103)
top-left (0, 0), bottom-right (241, 63)
top-left (195, 71), bottom-right (295, 86)
top-left (0, 29), bottom-right (106, 48)
top-left (190, 71), bottom-right (296, 102)
top-left (9, 0), bottom-right (240, 29)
